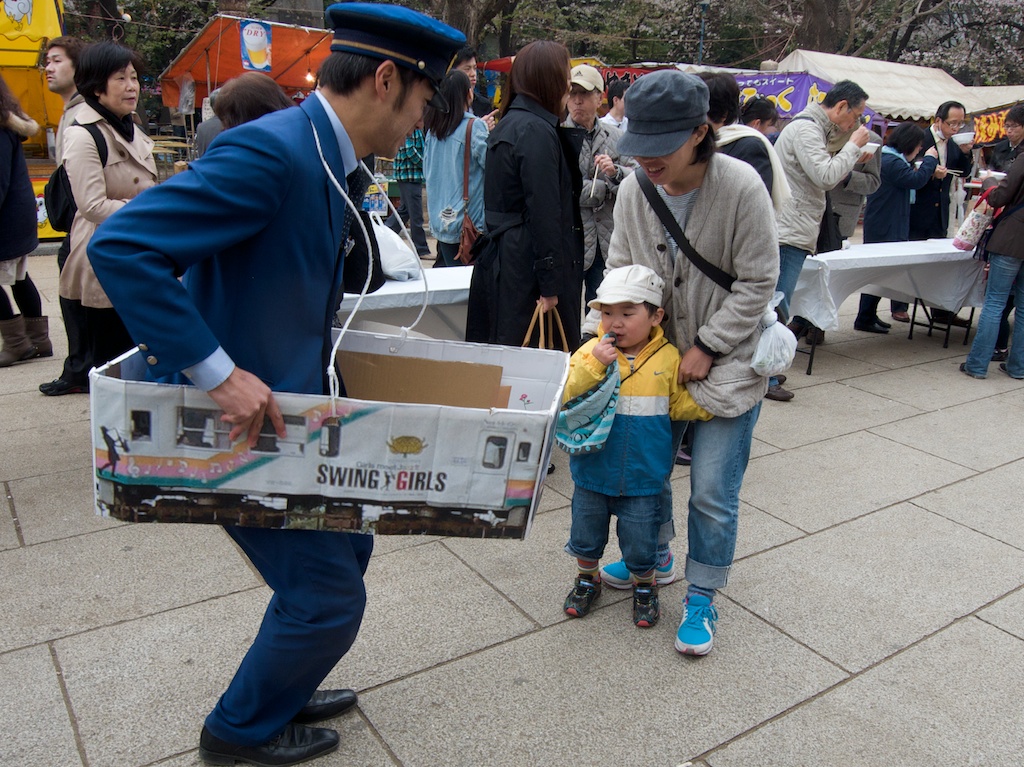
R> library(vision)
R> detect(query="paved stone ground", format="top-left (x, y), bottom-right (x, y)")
top-left (3, 250), bottom-right (1023, 767)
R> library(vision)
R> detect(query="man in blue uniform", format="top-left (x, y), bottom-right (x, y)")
top-left (88, 5), bottom-right (464, 765)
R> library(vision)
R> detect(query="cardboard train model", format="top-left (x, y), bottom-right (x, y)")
top-left (90, 331), bottom-right (569, 540)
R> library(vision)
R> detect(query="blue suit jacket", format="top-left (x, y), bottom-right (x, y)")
top-left (89, 96), bottom-right (352, 395)
top-left (864, 153), bottom-right (938, 244)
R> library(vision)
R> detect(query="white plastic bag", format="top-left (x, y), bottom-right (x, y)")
top-left (750, 291), bottom-right (797, 377)
top-left (368, 212), bottom-right (420, 281)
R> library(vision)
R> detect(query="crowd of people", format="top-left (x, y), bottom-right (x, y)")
top-left (1, 3), bottom-right (1022, 765)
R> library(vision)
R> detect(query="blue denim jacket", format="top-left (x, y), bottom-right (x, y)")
top-left (423, 113), bottom-right (487, 244)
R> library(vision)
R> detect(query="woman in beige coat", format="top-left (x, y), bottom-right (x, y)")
top-left (43, 41), bottom-right (156, 396)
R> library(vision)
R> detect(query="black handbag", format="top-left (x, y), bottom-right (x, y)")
top-left (816, 191), bottom-right (844, 254)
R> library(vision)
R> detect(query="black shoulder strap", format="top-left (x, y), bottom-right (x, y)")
top-left (71, 120), bottom-right (108, 167)
top-left (635, 170), bottom-right (734, 293)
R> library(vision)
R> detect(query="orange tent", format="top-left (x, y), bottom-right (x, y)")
top-left (160, 15), bottom-right (333, 108)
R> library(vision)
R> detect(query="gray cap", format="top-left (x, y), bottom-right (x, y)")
top-left (618, 70), bottom-right (709, 158)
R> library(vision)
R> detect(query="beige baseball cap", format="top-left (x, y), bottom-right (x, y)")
top-left (570, 64), bottom-right (604, 93)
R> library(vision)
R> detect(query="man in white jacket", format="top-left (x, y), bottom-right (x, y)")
top-left (768, 80), bottom-right (871, 401)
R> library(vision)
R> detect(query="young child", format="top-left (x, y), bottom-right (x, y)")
top-left (562, 265), bottom-right (712, 627)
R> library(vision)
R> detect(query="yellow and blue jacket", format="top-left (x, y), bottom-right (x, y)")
top-left (564, 324), bottom-right (712, 497)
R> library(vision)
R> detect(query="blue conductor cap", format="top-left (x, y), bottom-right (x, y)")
top-left (325, 3), bottom-right (467, 112)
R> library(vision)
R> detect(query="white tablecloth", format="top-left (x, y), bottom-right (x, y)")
top-left (789, 238), bottom-right (987, 331)
top-left (336, 265), bottom-right (473, 340)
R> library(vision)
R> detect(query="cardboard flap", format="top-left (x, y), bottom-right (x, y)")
top-left (340, 351), bottom-right (506, 409)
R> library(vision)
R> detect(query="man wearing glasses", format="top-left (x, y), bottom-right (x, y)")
top-left (906, 100), bottom-right (974, 325)
top-left (988, 104), bottom-right (1023, 173)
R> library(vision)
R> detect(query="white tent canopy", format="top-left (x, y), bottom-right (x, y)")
top-left (774, 49), bottom-right (1020, 120)
top-left (965, 85), bottom-right (1024, 113)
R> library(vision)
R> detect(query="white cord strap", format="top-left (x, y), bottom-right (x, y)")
top-left (309, 120), bottom-right (430, 414)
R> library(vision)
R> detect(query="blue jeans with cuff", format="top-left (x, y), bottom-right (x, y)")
top-left (655, 403), bottom-right (761, 591)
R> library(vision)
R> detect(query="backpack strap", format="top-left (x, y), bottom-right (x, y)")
top-left (70, 120), bottom-right (109, 167)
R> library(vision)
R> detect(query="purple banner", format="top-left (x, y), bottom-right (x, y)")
top-left (734, 72), bottom-right (833, 118)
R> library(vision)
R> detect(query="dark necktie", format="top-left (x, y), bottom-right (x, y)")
top-left (342, 165), bottom-right (371, 243)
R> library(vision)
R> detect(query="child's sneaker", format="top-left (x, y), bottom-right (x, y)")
top-left (632, 582), bottom-right (660, 627)
top-left (600, 553), bottom-right (676, 589)
top-left (563, 575), bottom-right (602, 617)
top-left (674, 594), bottom-right (718, 655)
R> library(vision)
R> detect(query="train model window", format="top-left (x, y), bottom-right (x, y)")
top-left (177, 406), bottom-right (232, 449)
top-left (253, 414), bottom-right (308, 455)
top-left (516, 442), bottom-right (532, 462)
top-left (482, 436), bottom-right (508, 469)
top-left (131, 410), bottom-right (152, 441)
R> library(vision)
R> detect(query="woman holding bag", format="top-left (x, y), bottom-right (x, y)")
top-left (961, 153), bottom-right (1024, 379)
top-left (465, 40), bottom-right (584, 348)
top-left (423, 70), bottom-right (487, 268)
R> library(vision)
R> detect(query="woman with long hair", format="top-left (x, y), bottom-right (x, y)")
top-left (423, 70), bottom-right (487, 267)
top-left (465, 40), bottom-right (584, 348)
top-left (0, 75), bottom-right (51, 367)
top-left (41, 41), bottom-right (157, 395)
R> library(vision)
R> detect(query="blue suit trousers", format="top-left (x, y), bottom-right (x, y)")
top-left (205, 527), bottom-right (374, 745)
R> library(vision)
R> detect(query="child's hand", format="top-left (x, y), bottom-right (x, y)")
top-left (593, 333), bottom-right (617, 366)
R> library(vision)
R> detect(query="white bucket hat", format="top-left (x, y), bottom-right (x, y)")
top-left (588, 265), bottom-right (665, 310)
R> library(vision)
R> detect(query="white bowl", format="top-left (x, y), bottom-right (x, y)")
top-left (862, 142), bottom-right (881, 155)
top-left (952, 132), bottom-right (975, 146)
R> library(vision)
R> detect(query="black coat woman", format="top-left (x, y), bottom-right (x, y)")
top-left (466, 40), bottom-right (584, 350)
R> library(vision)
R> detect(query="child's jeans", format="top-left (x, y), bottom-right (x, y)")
top-left (565, 487), bottom-right (659, 576)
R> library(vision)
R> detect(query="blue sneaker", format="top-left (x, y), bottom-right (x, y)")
top-left (675, 594), bottom-right (717, 655)
top-left (600, 553), bottom-right (676, 590)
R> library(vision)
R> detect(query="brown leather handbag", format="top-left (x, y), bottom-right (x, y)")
top-left (456, 119), bottom-right (481, 264)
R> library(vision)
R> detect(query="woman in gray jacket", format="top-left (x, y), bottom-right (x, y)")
top-left (582, 71), bottom-right (778, 656)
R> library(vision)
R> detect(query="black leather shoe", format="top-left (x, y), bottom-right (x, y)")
top-left (876, 318), bottom-right (892, 329)
top-left (199, 723), bottom-right (338, 766)
top-left (292, 689), bottom-right (358, 724)
top-left (39, 378), bottom-right (89, 396)
top-left (786, 319), bottom-right (808, 340)
top-left (931, 310), bottom-right (970, 327)
top-left (854, 320), bottom-right (890, 334)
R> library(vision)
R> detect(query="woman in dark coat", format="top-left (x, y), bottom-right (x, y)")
top-left (854, 123), bottom-right (938, 331)
top-left (466, 40), bottom-right (584, 349)
top-left (0, 74), bottom-right (50, 367)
